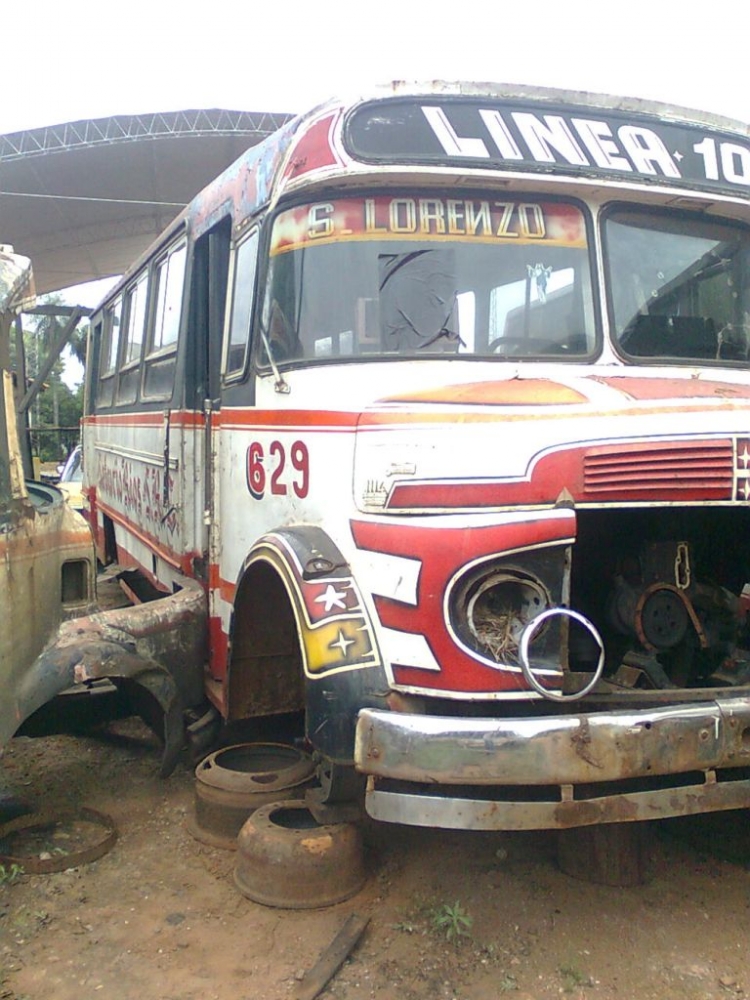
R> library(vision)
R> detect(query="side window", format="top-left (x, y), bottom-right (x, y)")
top-left (116, 271), bottom-right (148, 404)
top-left (143, 241), bottom-right (187, 400)
top-left (97, 296), bottom-right (122, 407)
top-left (186, 217), bottom-right (231, 407)
top-left (122, 272), bottom-right (148, 366)
top-left (152, 242), bottom-right (187, 353)
top-left (224, 231), bottom-right (259, 376)
top-left (102, 297), bottom-right (122, 375)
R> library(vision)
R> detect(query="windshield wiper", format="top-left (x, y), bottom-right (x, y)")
top-left (259, 324), bottom-right (290, 394)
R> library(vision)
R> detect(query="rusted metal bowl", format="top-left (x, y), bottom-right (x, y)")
top-left (234, 799), bottom-right (366, 908)
top-left (187, 743), bottom-right (314, 850)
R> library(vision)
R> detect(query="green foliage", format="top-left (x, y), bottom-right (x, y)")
top-left (0, 863), bottom-right (24, 886)
top-left (9, 294), bottom-right (84, 462)
top-left (33, 381), bottom-right (82, 461)
top-left (559, 962), bottom-right (587, 992)
top-left (430, 900), bottom-right (473, 942)
top-left (498, 973), bottom-right (519, 992)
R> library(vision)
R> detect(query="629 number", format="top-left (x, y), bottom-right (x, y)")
top-left (246, 440), bottom-right (310, 499)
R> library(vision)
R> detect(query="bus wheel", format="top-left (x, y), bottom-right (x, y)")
top-left (188, 743), bottom-right (314, 851)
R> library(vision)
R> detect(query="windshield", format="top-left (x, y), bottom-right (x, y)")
top-left (605, 208), bottom-right (750, 364)
top-left (259, 195), bottom-right (596, 364)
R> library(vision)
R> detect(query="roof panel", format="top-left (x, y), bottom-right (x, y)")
top-left (0, 109), bottom-right (292, 293)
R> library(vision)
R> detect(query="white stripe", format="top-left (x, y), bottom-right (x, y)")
top-left (379, 628), bottom-right (441, 672)
top-left (358, 550), bottom-right (421, 605)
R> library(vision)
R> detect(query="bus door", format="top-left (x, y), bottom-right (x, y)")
top-left (184, 217), bottom-right (231, 587)
top-left (207, 227), bottom-right (261, 683)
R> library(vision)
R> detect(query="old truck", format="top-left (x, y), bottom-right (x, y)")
top-left (0, 248), bottom-right (203, 773)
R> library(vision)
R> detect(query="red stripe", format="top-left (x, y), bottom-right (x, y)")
top-left (215, 408), bottom-right (359, 429)
top-left (96, 501), bottom-right (201, 575)
top-left (84, 410), bottom-right (205, 428)
top-left (388, 438), bottom-right (735, 509)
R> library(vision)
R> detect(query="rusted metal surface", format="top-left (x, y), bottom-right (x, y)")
top-left (365, 772), bottom-right (750, 830)
top-left (188, 743), bottom-right (314, 850)
top-left (0, 485), bottom-right (95, 686)
top-left (0, 806), bottom-right (117, 874)
top-left (1, 319), bottom-right (99, 749)
top-left (0, 246), bottom-right (35, 316)
top-left (234, 800), bottom-right (366, 908)
top-left (1, 580), bottom-right (207, 775)
top-left (355, 700), bottom-right (750, 786)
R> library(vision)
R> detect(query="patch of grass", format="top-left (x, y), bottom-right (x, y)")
top-left (0, 863), bottom-right (24, 886)
top-left (559, 961), bottom-right (587, 993)
top-left (430, 900), bottom-right (473, 942)
top-left (498, 973), bottom-right (519, 992)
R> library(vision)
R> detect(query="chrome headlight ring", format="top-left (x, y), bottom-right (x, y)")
top-left (519, 607), bottom-right (605, 702)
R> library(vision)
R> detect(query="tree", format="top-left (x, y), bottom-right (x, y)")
top-left (12, 294), bottom-right (84, 463)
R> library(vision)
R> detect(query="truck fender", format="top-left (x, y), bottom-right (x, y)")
top-left (242, 526), bottom-right (389, 760)
top-left (3, 580), bottom-right (207, 776)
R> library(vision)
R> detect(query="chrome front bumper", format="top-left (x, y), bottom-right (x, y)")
top-left (354, 698), bottom-right (750, 830)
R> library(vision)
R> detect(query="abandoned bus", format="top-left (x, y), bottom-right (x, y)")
top-left (81, 82), bottom-right (750, 830)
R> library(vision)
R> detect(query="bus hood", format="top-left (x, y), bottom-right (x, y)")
top-left (352, 371), bottom-right (750, 513)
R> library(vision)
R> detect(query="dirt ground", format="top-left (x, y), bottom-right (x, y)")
top-left (1, 718), bottom-right (750, 1000)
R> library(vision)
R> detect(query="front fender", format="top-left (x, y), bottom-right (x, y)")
top-left (245, 526), bottom-right (389, 761)
top-left (2, 580), bottom-right (207, 776)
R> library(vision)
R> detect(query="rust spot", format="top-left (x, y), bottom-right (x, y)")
top-left (570, 719), bottom-right (603, 769)
top-left (73, 661), bottom-right (90, 684)
top-left (554, 799), bottom-right (601, 828)
top-left (302, 834), bottom-right (333, 856)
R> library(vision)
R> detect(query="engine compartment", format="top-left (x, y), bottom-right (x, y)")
top-left (570, 507), bottom-right (750, 692)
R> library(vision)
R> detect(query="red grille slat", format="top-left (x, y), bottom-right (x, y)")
top-left (584, 440), bottom-right (734, 495)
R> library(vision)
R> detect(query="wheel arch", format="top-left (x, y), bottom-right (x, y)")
top-left (225, 548), bottom-right (305, 722)
top-left (225, 526), bottom-right (386, 759)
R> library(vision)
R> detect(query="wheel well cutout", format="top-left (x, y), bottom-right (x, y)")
top-left (227, 561), bottom-right (304, 721)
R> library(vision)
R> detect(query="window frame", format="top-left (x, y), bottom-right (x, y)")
top-left (222, 227), bottom-right (261, 382)
top-left (253, 189), bottom-right (601, 371)
top-left (119, 270), bottom-right (149, 373)
top-left (100, 294), bottom-right (124, 379)
top-left (601, 201), bottom-right (750, 368)
top-left (146, 239), bottom-right (188, 362)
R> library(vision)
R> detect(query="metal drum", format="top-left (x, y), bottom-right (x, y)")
top-left (187, 743), bottom-right (314, 850)
top-left (234, 799), bottom-right (366, 908)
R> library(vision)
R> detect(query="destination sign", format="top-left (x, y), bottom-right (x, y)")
top-left (269, 196), bottom-right (586, 255)
top-left (344, 97), bottom-right (750, 196)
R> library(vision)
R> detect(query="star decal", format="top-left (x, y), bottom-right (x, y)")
top-left (314, 584), bottom-right (348, 613)
top-left (330, 629), bottom-right (356, 657)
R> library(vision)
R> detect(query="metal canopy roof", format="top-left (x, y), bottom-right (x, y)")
top-left (0, 109), bottom-right (293, 295)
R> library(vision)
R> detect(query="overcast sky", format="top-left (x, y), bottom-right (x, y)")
top-left (6, 0), bottom-right (747, 385)
top-left (3, 0), bottom-right (749, 135)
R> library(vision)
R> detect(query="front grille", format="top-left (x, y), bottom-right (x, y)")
top-left (583, 440), bottom-right (733, 497)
